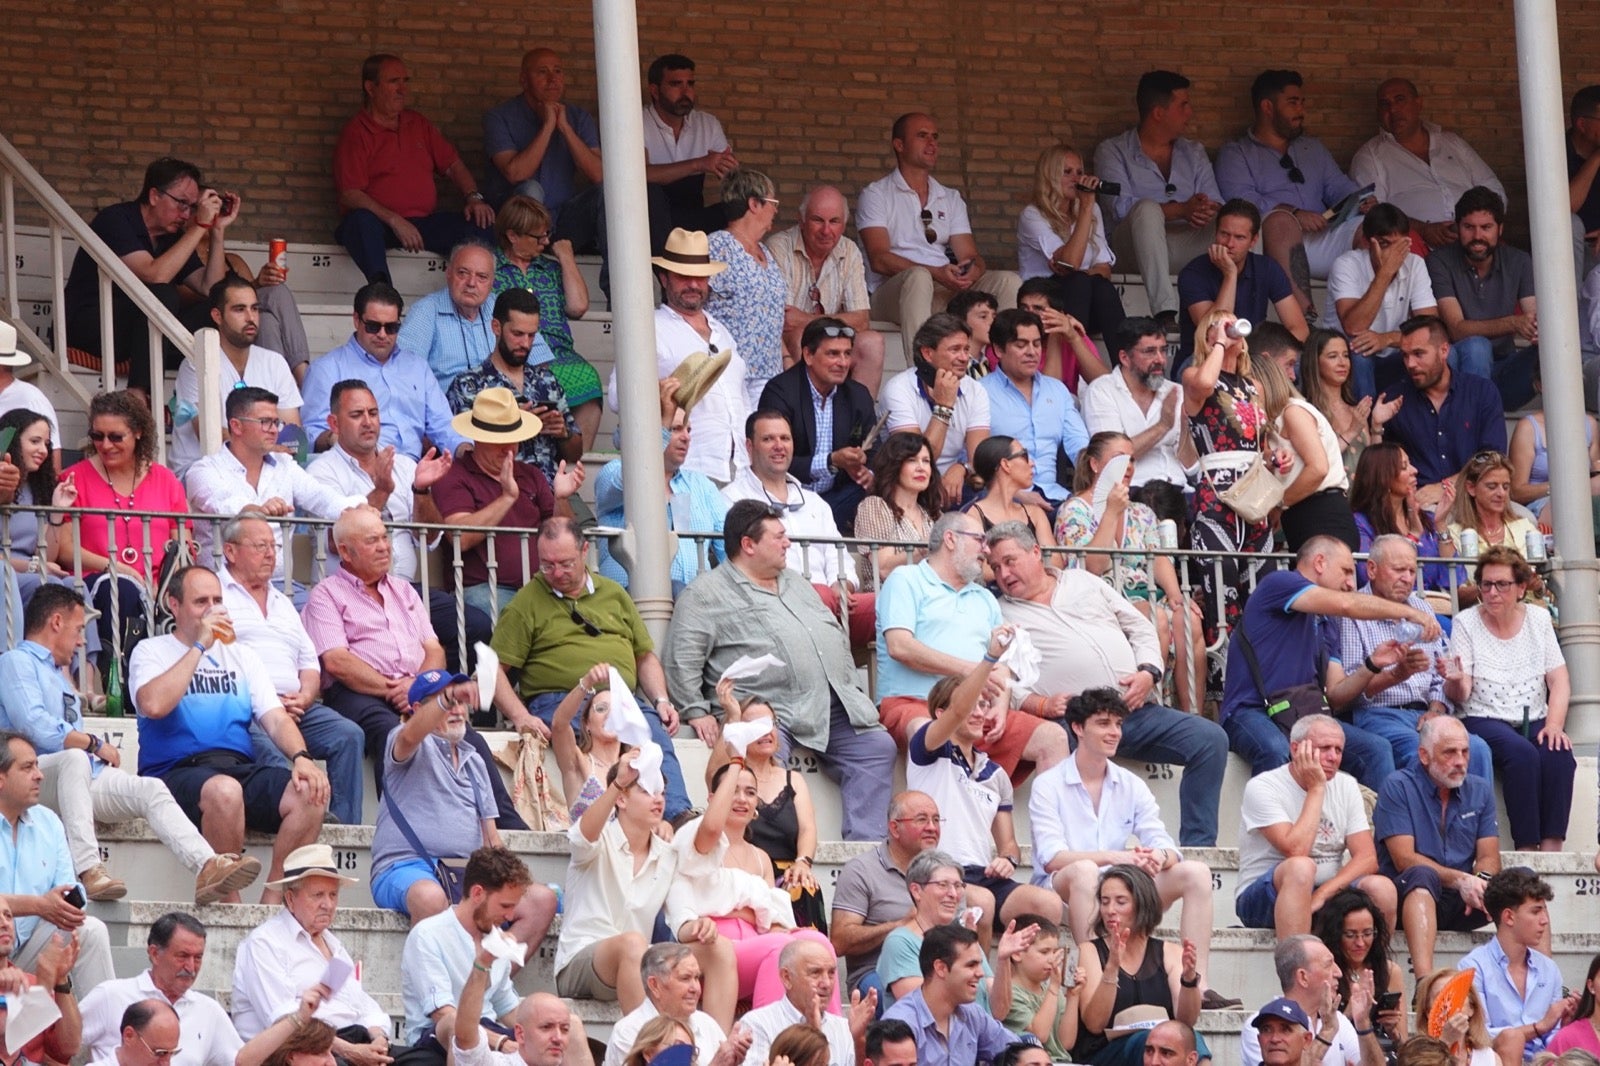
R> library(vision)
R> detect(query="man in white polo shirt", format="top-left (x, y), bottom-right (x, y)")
top-left (857, 112), bottom-right (1020, 354)
top-left (879, 313), bottom-right (989, 508)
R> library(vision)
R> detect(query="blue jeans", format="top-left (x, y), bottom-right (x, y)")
top-left (249, 702), bottom-right (366, 825)
top-left (1353, 704), bottom-right (1493, 784)
top-left (1451, 335), bottom-right (1538, 411)
top-left (526, 690), bottom-right (693, 821)
top-left (333, 208), bottom-right (493, 283)
top-left (1222, 708), bottom-right (1395, 790)
top-left (1112, 703), bottom-right (1228, 847)
top-left (1351, 341), bottom-right (1494, 400)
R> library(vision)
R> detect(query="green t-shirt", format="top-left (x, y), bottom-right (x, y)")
top-left (490, 573), bottom-right (652, 698)
top-left (1006, 983), bottom-right (1071, 1061)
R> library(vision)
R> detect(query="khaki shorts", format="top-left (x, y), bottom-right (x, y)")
top-left (555, 942), bottom-right (618, 1000)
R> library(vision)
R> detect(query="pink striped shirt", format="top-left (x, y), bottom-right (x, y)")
top-left (300, 567), bottom-right (436, 678)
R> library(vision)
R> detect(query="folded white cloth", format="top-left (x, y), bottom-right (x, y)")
top-left (718, 654), bottom-right (786, 684)
top-left (999, 627), bottom-right (1041, 692)
top-left (481, 927), bottom-right (529, 967)
top-left (474, 642), bottom-right (499, 712)
top-left (721, 719), bottom-right (774, 757)
top-left (609, 667), bottom-right (665, 795)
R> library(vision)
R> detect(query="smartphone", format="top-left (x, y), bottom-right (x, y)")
top-left (955, 258), bottom-right (974, 276)
top-left (1378, 991), bottom-right (1401, 1011)
top-left (64, 885), bottom-right (86, 909)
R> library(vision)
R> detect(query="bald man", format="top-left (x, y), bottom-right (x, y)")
top-left (483, 49), bottom-right (602, 218)
top-left (454, 938), bottom-right (593, 1066)
top-left (741, 940), bottom-right (872, 1066)
top-left (95, 1000), bottom-right (181, 1066)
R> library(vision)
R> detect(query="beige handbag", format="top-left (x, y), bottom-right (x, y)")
top-left (494, 734), bottom-right (570, 831)
top-left (1210, 452), bottom-right (1285, 523)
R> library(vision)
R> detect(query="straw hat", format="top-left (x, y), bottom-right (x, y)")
top-left (265, 843), bottom-right (360, 888)
top-left (668, 350), bottom-right (732, 414)
top-left (0, 322), bottom-right (27, 367)
top-left (650, 229), bottom-right (728, 277)
top-left (451, 386), bottom-right (541, 444)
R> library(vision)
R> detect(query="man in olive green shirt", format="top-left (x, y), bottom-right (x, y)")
top-left (488, 517), bottom-right (693, 821)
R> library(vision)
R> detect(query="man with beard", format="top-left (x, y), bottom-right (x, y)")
top-left (401, 847), bottom-right (544, 1059)
top-left (874, 511), bottom-right (1066, 781)
top-left (979, 308), bottom-right (1089, 506)
top-left (1079, 317), bottom-right (1195, 491)
top-left (606, 229), bottom-right (749, 484)
top-left (80, 914), bottom-right (240, 1066)
top-left (1427, 187), bottom-right (1539, 410)
top-left (373, 675), bottom-right (556, 947)
top-left (447, 288), bottom-right (580, 483)
top-left (172, 275), bottom-right (303, 474)
top-left (1216, 70), bottom-right (1373, 319)
top-left (642, 54), bottom-right (737, 236)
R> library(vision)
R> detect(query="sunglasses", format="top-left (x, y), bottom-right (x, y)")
top-left (565, 600), bottom-right (601, 637)
top-left (920, 208), bottom-right (938, 244)
top-left (808, 285), bottom-right (824, 314)
top-left (762, 485), bottom-right (805, 513)
top-left (816, 324), bottom-right (855, 339)
top-left (138, 1035), bottom-right (183, 1061)
top-left (1164, 182), bottom-right (1177, 196)
top-left (90, 431), bottom-right (128, 443)
top-left (1006, 448), bottom-right (1031, 462)
top-left (361, 319), bottom-right (401, 336)
top-left (1279, 154), bottom-right (1306, 184)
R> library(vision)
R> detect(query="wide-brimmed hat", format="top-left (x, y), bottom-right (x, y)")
top-left (668, 350), bottom-right (731, 415)
top-left (650, 229), bottom-right (727, 277)
top-left (0, 322), bottom-right (27, 367)
top-left (1107, 1005), bottom-right (1170, 1040)
top-left (451, 386), bottom-right (541, 444)
top-left (266, 843), bottom-right (360, 889)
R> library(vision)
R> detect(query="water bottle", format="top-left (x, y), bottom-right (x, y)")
top-left (1525, 531), bottom-right (1547, 561)
top-left (1156, 520), bottom-right (1179, 551)
top-left (1395, 621), bottom-right (1422, 645)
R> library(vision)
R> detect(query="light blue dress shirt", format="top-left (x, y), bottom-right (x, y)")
top-left (1093, 128), bottom-right (1222, 227)
top-left (1215, 131), bottom-right (1362, 216)
top-left (0, 803), bottom-right (81, 944)
top-left (980, 371), bottom-right (1089, 503)
top-left (398, 287), bottom-right (555, 395)
top-left (1460, 938), bottom-right (1562, 1059)
top-left (302, 335), bottom-right (467, 459)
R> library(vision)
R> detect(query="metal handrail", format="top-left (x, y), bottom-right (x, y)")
top-left (0, 131), bottom-right (194, 458)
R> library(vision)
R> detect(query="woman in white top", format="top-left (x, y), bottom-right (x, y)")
top-left (1015, 144), bottom-right (1126, 343)
top-left (1443, 546), bottom-right (1573, 851)
top-left (665, 756), bottom-right (837, 1013)
top-left (1252, 354), bottom-right (1357, 551)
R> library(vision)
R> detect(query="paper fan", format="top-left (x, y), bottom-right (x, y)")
top-left (1428, 968), bottom-right (1478, 1053)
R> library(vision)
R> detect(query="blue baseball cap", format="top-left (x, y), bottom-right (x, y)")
top-left (408, 669), bottom-right (471, 707)
top-left (1251, 997), bottom-right (1311, 1031)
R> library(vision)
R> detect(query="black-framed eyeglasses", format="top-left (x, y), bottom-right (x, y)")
top-left (816, 324), bottom-right (855, 339)
top-left (235, 416), bottom-right (284, 431)
top-left (564, 599), bottom-right (601, 637)
top-left (158, 187), bottom-right (198, 214)
top-left (920, 208), bottom-right (937, 244)
top-left (516, 230), bottom-right (550, 242)
top-left (1479, 579), bottom-right (1521, 593)
top-left (361, 319), bottom-right (401, 336)
top-left (1279, 154), bottom-right (1306, 184)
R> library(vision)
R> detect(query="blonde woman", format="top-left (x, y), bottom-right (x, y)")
top-left (1251, 354), bottom-right (1356, 551)
top-left (1016, 145), bottom-right (1126, 342)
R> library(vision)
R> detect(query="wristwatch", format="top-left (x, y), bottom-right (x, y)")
top-left (1138, 664), bottom-right (1163, 685)
top-left (290, 750), bottom-right (315, 763)
top-left (53, 976), bottom-right (72, 995)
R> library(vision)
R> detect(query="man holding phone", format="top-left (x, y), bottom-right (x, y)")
top-left (0, 729), bottom-right (116, 990)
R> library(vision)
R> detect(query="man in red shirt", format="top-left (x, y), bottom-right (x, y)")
top-left (333, 53), bottom-right (497, 282)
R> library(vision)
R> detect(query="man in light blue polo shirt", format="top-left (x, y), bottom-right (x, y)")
top-left (979, 309), bottom-right (1088, 505)
top-left (875, 511), bottom-right (1066, 779)
top-left (302, 280), bottom-right (467, 460)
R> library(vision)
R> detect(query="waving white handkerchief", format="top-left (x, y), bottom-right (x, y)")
top-left (721, 718), bottom-right (775, 757)
top-left (998, 627), bottom-right (1041, 692)
top-left (632, 741), bottom-right (666, 796)
top-left (1091, 454), bottom-right (1130, 521)
top-left (6, 984), bottom-right (60, 1054)
top-left (608, 667), bottom-right (654, 748)
top-left (718, 654), bottom-right (786, 684)
top-left (481, 927), bottom-right (529, 967)
top-left (474, 642), bottom-right (499, 712)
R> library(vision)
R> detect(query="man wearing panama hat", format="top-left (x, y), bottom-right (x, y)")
top-left (231, 842), bottom-right (394, 1055)
top-left (606, 228), bottom-right (750, 485)
top-left (432, 388), bottom-right (583, 616)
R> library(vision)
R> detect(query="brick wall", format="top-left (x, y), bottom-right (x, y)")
top-left (2, 0), bottom-right (1592, 260)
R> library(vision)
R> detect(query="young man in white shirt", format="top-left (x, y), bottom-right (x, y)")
top-left (879, 313), bottom-right (989, 507)
top-left (1325, 204), bottom-right (1442, 397)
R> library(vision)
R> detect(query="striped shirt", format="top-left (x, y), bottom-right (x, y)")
top-left (1336, 589), bottom-right (1447, 709)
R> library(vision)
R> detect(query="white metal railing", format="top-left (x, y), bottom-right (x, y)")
top-left (0, 131), bottom-right (200, 461)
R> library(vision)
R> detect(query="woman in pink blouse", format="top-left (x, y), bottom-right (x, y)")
top-left (60, 391), bottom-right (189, 674)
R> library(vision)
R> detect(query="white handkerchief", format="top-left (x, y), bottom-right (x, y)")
top-left (608, 667), bottom-right (654, 748)
top-left (998, 627), bottom-right (1041, 692)
top-left (474, 642), bottom-right (499, 712)
top-left (718, 654), bottom-right (786, 684)
top-left (6, 985), bottom-right (60, 1054)
top-left (633, 741), bottom-right (666, 796)
top-left (481, 927), bottom-right (528, 967)
top-left (321, 955), bottom-right (353, 993)
top-left (721, 719), bottom-right (774, 757)
top-left (1091, 454), bottom-right (1130, 521)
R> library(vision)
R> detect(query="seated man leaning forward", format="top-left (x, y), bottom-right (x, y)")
top-left (129, 564), bottom-right (330, 904)
top-left (0, 585), bottom-right (261, 904)
top-left (453, 924), bottom-right (593, 1066)
top-left (875, 511), bottom-right (1066, 784)
top-left (230, 844), bottom-right (394, 1055)
top-left (1027, 688), bottom-right (1229, 1010)
top-left (663, 500), bottom-right (896, 841)
top-left (490, 516), bottom-right (694, 823)
top-left (1218, 535), bottom-right (1440, 790)
top-left (370, 670), bottom-right (558, 945)
top-left (1234, 714), bottom-right (1397, 938)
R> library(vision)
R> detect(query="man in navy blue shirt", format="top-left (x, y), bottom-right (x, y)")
top-left (1373, 715), bottom-right (1501, 977)
top-left (1219, 535), bottom-right (1439, 789)
top-left (1177, 199), bottom-right (1308, 362)
top-left (1378, 315), bottom-right (1507, 502)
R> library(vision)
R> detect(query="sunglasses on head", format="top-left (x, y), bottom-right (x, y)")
top-left (1279, 154), bottom-right (1306, 184)
top-left (361, 319), bottom-right (401, 336)
top-left (817, 325), bottom-right (855, 339)
top-left (90, 431), bottom-right (128, 443)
